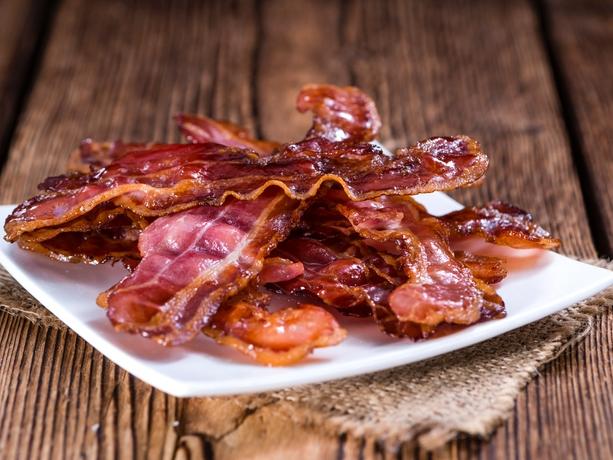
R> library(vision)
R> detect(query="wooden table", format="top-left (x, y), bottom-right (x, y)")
top-left (0, 0), bottom-right (611, 458)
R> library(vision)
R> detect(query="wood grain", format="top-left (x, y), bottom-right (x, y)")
top-left (0, 0), bottom-right (260, 202)
top-left (0, 0), bottom-right (610, 459)
top-left (0, 0), bottom-right (53, 163)
top-left (543, 0), bottom-right (613, 256)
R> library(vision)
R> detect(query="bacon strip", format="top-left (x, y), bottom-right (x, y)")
top-left (259, 257), bottom-right (305, 284)
top-left (204, 290), bottom-right (346, 366)
top-left (15, 207), bottom-right (146, 264)
top-left (454, 251), bottom-right (507, 284)
top-left (175, 114), bottom-right (279, 155)
top-left (337, 196), bottom-right (506, 337)
top-left (441, 201), bottom-right (560, 249)
top-left (102, 190), bottom-right (304, 345)
top-left (19, 228), bottom-right (141, 266)
top-left (5, 136), bottom-right (488, 242)
top-left (297, 84), bottom-right (382, 142)
top-left (46, 113), bottom-right (280, 264)
top-left (67, 139), bottom-right (152, 173)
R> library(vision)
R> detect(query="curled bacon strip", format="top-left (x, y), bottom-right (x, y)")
top-left (175, 114), bottom-right (279, 155)
top-left (337, 196), bottom-right (505, 337)
top-left (259, 257), bottom-right (304, 284)
top-left (297, 84), bottom-right (382, 142)
top-left (454, 251), bottom-right (507, 284)
top-left (47, 113), bottom-right (280, 264)
top-left (441, 201), bottom-right (560, 249)
top-left (204, 290), bottom-right (346, 366)
top-left (5, 135), bottom-right (487, 242)
top-left (67, 139), bottom-right (152, 173)
top-left (15, 206), bottom-right (146, 264)
top-left (18, 226), bottom-right (141, 266)
top-left (102, 190), bottom-right (304, 345)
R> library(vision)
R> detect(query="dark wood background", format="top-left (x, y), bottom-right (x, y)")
top-left (0, 0), bottom-right (611, 458)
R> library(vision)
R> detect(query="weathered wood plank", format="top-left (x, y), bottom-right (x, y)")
top-left (0, 0), bottom-right (609, 459)
top-left (0, 0), bottom-right (53, 164)
top-left (542, 0), bottom-right (613, 256)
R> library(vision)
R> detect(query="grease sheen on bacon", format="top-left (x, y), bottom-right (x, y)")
top-left (297, 84), bottom-right (382, 142)
top-left (102, 190), bottom-right (304, 346)
top-left (5, 135), bottom-right (488, 241)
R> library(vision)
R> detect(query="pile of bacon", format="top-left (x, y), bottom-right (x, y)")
top-left (4, 85), bottom-right (560, 365)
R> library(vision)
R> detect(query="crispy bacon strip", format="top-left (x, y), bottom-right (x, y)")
top-left (58, 116), bottom-right (279, 263)
top-left (175, 114), bottom-right (279, 155)
top-left (5, 136), bottom-right (488, 242)
top-left (337, 196), bottom-right (505, 337)
top-left (441, 201), bottom-right (560, 249)
top-left (19, 228), bottom-right (141, 265)
top-left (68, 112), bottom-right (279, 173)
top-left (103, 190), bottom-right (304, 345)
top-left (15, 207), bottom-right (146, 264)
top-left (204, 290), bottom-right (346, 366)
top-left (67, 139), bottom-right (153, 173)
top-left (297, 84), bottom-right (382, 142)
top-left (259, 257), bottom-right (305, 284)
top-left (454, 251), bottom-right (507, 284)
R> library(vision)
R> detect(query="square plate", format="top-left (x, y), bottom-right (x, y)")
top-left (0, 194), bottom-right (611, 397)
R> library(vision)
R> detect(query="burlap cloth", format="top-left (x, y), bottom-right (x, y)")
top-left (0, 259), bottom-right (611, 450)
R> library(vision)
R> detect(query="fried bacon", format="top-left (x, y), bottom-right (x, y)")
top-left (102, 190), bottom-right (304, 345)
top-left (259, 257), bottom-right (305, 284)
top-left (51, 114), bottom-right (280, 265)
top-left (67, 139), bottom-right (152, 173)
top-left (441, 201), bottom-right (560, 249)
top-left (2, 83), bottom-right (562, 364)
top-left (337, 196), bottom-right (506, 337)
top-left (454, 251), bottom-right (507, 284)
top-left (273, 237), bottom-right (377, 317)
top-left (5, 135), bottom-right (487, 242)
top-left (297, 84), bottom-right (382, 142)
top-left (15, 206), bottom-right (146, 264)
top-left (204, 290), bottom-right (346, 366)
top-left (175, 114), bottom-right (279, 155)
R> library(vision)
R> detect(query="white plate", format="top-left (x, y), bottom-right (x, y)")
top-left (0, 195), bottom-right (611, 397)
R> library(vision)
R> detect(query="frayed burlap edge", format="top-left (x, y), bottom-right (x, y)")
top-left (0, 258), bottom-right (611, 452)
top-left (0, 270), bottom-right (65, 329)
